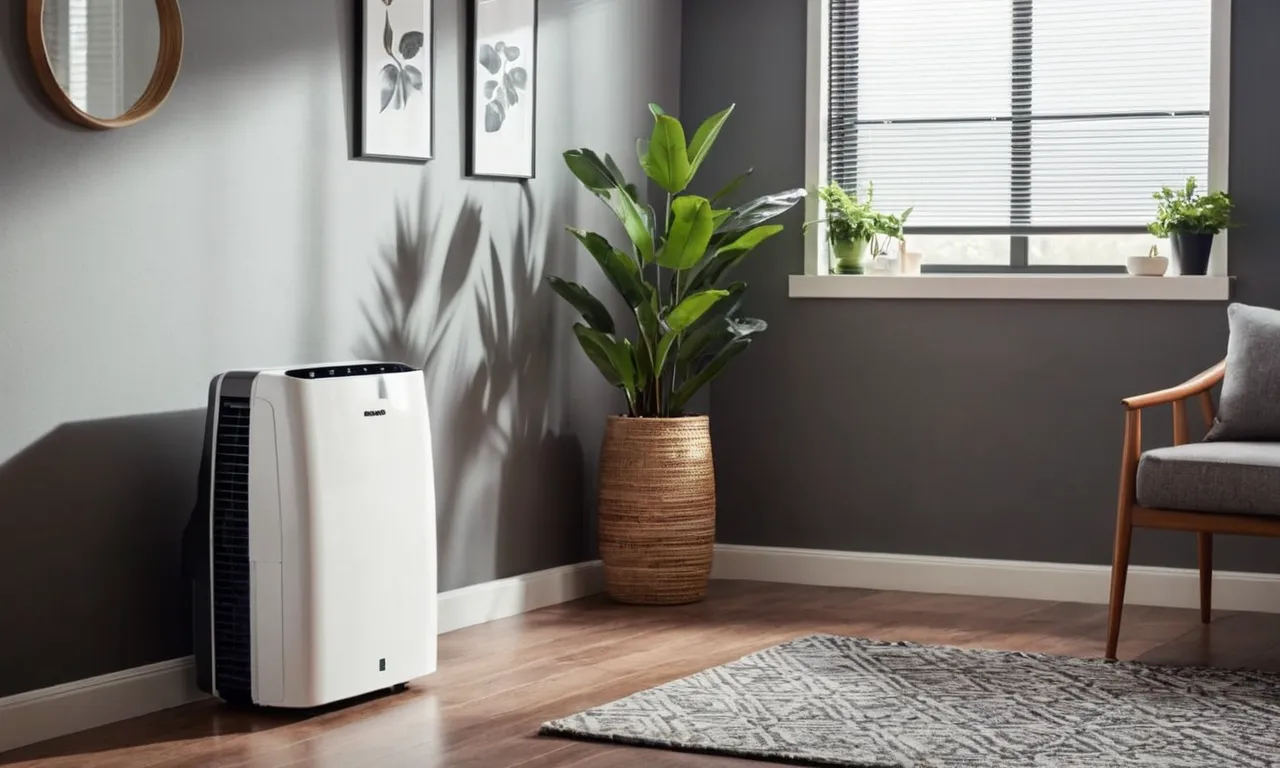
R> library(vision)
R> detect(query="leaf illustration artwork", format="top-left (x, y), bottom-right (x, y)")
top-left (478, 40), bottom-right (528, 133)
top-left (399, 30), bottom-right (424, 59)
top-left (379, 63), bottom-right (402, 112)
top-left (375, 7), bottom-right (424, 113)
top-left (403, 65), bottom-right (424, 93)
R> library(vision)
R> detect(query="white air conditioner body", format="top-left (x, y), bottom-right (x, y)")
top-left (183, 362), bottom-right (437, 708)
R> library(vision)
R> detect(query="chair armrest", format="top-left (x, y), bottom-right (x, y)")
top-left (1122, 360), bottom-right (1225, 411)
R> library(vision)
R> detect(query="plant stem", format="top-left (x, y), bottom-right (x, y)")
top-left (671, 270), bottom-right (682, 413)
top-left (663, 192), bottom-right (674, 416)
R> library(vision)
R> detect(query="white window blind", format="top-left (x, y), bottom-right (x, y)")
top-left (828, 0), bottom-right (1212, 232)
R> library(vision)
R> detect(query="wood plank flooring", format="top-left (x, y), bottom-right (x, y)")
top-left (6, 580), bottom-right (1280, 768)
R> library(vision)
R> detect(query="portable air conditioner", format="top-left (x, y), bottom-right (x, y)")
top-left (181, 362), bottom-right (437, 707)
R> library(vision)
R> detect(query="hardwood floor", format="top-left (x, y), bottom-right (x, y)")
top-left (6, 580), bottom-right (1280, 768)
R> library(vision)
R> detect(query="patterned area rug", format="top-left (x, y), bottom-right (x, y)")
top-left (540, 634), bottom-right (1280, 767)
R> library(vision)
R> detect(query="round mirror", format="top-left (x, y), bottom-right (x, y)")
top-left (26, 0), bottom-right (183, 130)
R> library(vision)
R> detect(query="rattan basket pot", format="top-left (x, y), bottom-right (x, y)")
top-left (597, 415), bottom-right (715, 605)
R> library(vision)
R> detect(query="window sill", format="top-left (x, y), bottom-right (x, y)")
top-left (788, 274), bottom-right (1232, 302)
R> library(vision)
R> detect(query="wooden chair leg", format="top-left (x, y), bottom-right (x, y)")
top-left (1107, 410), bottom-right (1140, 661)
top-left (1106, 511), bottom-right (1134, 660)
top-left (1198, 532), bottom-right (1213, 624)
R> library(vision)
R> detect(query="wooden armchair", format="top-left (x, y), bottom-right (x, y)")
top-left (1106, 359), bottom-right (1280, 659)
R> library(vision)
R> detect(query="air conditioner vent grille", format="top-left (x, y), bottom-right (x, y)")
top-left (212, 395), bottom-right (252, 700)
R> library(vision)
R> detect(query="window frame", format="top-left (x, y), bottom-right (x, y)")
top-left (804, 0), bottom-right (1232, 278)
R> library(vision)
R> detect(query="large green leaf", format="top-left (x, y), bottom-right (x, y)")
top-left (563, 148), bottom-right (615, 192)
top-left (563, 149), bottom-right (655, 262)
top-left (678, 314), bottom-right (767, 375)
top-left (634, 333), bottom-right (654, 391)
top-left (715, 188), bottom-right (807, 236)
top-left (634, 290), bottom-right (664, 388)
top-left (567, 228), bottom-right (646, 308)
top-left (613, 338), bottom-right (639, 408)
top-left (688, 224), bottom-right (784, 292)
top-left (603, 153), bottom-right (633, 196)
top-left (687, 105), bottom-right (734, 181)
top-left (651, 289), bottom-right (729, 383)
top-left (676, 320), bottom-right (723, 373)
top-left (572, 324), bottom-right (622, 386)
top-left (614, 193), bottom-right (654, 263)
top-left (687, 281), bottom-right (745, 334)
top-left (677, 282), bottom-right (745, 376)
top-left (650, 289), bottom-right (721, 381)
top-left (656, 196), bottom-right (714, 270)
top-left (717, 224), bottom-right (784, 254)
top-left (547, 276), bottom-right (615, 333)
top-left (671, 337), bottom-right (751, 413)
top-left (710, 168), bottom-right (753, 205)
top-left (666, 289), bottom-right (729, 333)
top-left (653, 333), bottom-right (678, 384)
top-left (573, 324), bottom-right (637, 407)
top-left (640, 115), bottom-right (692, 194)
top-left (728, 316), bottom-right (768, 336)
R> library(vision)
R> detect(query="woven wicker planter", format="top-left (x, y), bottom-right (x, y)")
top-left (597, 415), bottom-right (715, 605)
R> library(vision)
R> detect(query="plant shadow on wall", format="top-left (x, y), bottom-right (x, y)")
top-left (358, 181), bottom-right (584, 588)
top-left (376, 0), bottom-right (426, 112)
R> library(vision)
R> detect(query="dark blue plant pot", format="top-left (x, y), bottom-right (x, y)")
top-left (1170, 232), bottom-right (1214, 276)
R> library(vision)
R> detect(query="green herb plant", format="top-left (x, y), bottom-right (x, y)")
top-left (1148, 177), bottom-right (1235, 237)
top-left (808, 182), bottom-right (913, 256)
top-left (549, 104), bottom-right (806, 418)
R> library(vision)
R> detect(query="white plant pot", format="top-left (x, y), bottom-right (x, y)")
top-left (1125, 255), bottom-right (1169, 277)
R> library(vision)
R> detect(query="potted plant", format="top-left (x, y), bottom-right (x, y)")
top-left (809, 182), bottom-right (912, 275)
top-left (551, 104), bottom-right (805, 605)
top-left (1147, 177), bottom-right (1235, 276)
top-left (1126, 244), bottom-right (1169, 277)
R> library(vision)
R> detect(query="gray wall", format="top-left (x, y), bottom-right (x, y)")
top-left (0, 0), bottom-right (679, 698)
top-left (683, 0), bottom-right (1280, 572)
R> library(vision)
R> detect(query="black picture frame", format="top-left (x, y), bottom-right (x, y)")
top-left (355, 0), bottom-right (436, 164)
top-left (465, 0), bottom-right (538, 181)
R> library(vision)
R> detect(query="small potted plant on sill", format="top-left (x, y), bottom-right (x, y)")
top-left (1147, 177), bottom-right (1235, 276)
top-left (1126, 244), bottom-right (1169, 277)
top-left (809, 182), bottom-right (912, 275)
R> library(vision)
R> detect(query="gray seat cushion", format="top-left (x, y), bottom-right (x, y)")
top-left (1207, 303), bottom-right (1280, 441)
top-left (1137, 442), bottom-right (1280, 516)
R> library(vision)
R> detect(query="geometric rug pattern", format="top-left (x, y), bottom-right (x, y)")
top-left (541, 634), bottom-right (1280, 767)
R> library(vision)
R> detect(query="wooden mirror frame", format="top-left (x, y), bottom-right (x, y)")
top-left (26, 0), bottom-right (184, 130)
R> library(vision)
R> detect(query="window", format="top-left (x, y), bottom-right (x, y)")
top-left (823, 0), bottom-right (1220, 273)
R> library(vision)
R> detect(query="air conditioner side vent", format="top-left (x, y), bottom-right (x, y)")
top-left (211, 395), bottom-right (252, 702)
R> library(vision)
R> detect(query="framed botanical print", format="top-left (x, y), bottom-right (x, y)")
top-left (466, 0), bottom-right (537, 180)
top-left (358, 0), bottom-right (434, 162)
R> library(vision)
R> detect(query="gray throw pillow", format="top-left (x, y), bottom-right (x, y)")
top-left (1206, 303), bottom-right (1280, 441)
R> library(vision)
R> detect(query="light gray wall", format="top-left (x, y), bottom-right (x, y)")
top-left (0, 0), bottom-right (679, 698)
top-left (683, 0), bottom-right (1280, 572)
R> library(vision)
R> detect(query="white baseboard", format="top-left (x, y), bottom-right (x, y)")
top-left (713, 544), bottom-right (1280, 614)
top-left (437, 559), bottom-right (604, 633)
top-left (0, 657), bottom-right (204, 757)
top-left (0, 560), bottom-right (604, 756)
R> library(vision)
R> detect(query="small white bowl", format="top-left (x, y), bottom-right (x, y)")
top-left (1126, 255), bottom-right (1169, 277)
